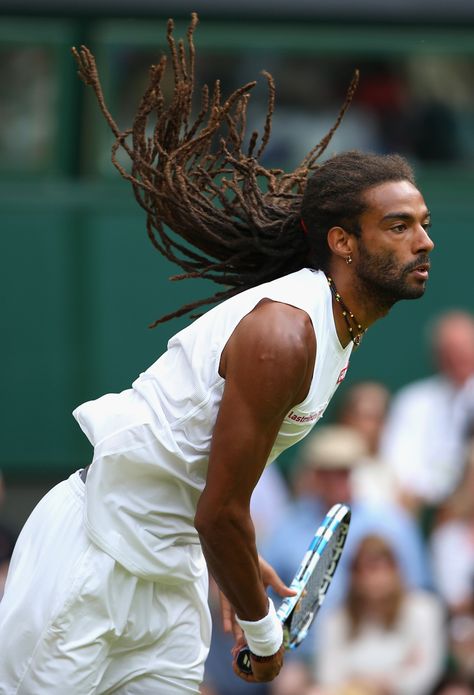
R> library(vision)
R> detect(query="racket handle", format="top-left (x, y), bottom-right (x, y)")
top-left (236, 646), bottom-right (253, 675)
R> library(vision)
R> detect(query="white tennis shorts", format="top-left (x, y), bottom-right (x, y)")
top-left (0, 471), bottom-right (211, 695)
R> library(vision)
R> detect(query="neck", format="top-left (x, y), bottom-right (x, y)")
top-left (325, 266), bottom-right (391, 347)
top-left (327, 276), bottom-right (366, 348)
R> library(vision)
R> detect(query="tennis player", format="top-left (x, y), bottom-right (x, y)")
top-left (0, 16), bottom-right (434, 694)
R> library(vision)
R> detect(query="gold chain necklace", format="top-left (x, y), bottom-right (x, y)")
top-left (327, 276), bottom-right (366, 347)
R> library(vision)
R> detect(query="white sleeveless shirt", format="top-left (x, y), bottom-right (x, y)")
top-left (73, 269), bottom-right (352, 583)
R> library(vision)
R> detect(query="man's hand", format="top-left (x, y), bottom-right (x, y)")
top-left (231, 640), bottom-right (285, 683)
top-left (219, 555), bottom-right (296, 681)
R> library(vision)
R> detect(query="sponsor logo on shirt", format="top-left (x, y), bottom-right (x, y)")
top-left (337, 365), bottom-right (349, 384)
top-left (286, 406), bottom-right (326, 424)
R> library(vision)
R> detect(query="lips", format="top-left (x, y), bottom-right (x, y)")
top-left (411, 263), bottom-right (430, 279)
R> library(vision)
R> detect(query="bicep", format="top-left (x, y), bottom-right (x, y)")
top-left (204, 377), bottom-right (284, 513)
top-left (199, 304), bottom-right (315, 517)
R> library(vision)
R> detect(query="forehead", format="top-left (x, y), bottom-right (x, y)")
top-left (436, 315), bottom-right (474, 344)
top-left (361, 180), bottom-right (427, 217)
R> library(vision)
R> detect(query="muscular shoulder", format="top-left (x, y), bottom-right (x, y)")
top-left (226, 299), bottom-right (314, 366)
top-left (220, 300), bottom-right (316, 412)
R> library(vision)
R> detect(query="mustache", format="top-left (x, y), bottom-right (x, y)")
top-left (403, 255), bottom-right (431, 273)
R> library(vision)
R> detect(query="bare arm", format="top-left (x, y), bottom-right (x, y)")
top-left (194, 300), bottom-right (315, 678)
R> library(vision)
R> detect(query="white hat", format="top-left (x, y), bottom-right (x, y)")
top-left (300, 425), bottom-right (368, 470)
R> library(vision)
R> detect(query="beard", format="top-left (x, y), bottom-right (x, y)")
top-left (354, 237), bottom-right (430, 311)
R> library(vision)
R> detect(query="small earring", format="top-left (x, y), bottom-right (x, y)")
top-left (346, 255), bottom-right (352, 265)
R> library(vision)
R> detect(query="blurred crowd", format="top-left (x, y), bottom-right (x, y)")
top-left (201, 309), bottom-right (474, 695)
top-left (1, 309), bottom-right (474, 694)
top-left (2, 42), bottom-right (474, 178)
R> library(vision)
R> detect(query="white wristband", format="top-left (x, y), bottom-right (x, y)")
top-left (235, 598), bottom-right (283, 657)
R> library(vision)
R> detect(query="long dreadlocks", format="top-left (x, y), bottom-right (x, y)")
top-left (72, 13), bottom-right (359, 326)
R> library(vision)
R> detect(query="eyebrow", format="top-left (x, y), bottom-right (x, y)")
top-left (381, 210), bottom-right (431, 222)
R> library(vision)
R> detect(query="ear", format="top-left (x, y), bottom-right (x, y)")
top-left (327, 226), bottom-right (356, 261)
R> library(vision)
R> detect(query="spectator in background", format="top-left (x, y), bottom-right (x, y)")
top-left (354, 62), bottom-right (411, 156)
top-left (430, 439), bottom-right (474, 615)
top-left (429, 439), bottom-right (474, 684)
top-left (251, 465), bottom-right (291, 547)
top-left (448, 612), bottom-right (474, 687)
top-left (265, 425), bottom-right (430, 607)
top-left (337, 381), bottom-right (400, 506)
top-left (381, 310), bottom-right (474, 516)
top-left (264, 425), bottom-right (431, 695)
top-left (309, 534), bottom-right (446, 695)
top-left (429, 674), bottom-right (474, 695)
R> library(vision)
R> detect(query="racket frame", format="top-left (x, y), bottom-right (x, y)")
top-left (236, 502), bottom-right (351, 674)
top-left (278, 502), bottom-right (351, 648)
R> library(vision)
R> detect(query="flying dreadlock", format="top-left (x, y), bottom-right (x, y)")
top-left (72, 13), bottom-right (358, 327)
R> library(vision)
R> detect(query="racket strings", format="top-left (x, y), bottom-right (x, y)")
top-left (288, 529), bottom-right (345, 645)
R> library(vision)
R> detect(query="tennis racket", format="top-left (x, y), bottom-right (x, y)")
top-left (237, 502), bottom-right (351, 675)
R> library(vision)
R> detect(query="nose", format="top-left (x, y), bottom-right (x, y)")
top-left (415, 225), bottom-right (434, 254)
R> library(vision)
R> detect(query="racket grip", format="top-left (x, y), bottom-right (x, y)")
top-left (236, 646), bottom-right (253, 675)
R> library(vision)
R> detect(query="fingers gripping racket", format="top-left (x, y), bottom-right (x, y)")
top-left (237, 503), bottom-right (351, 675)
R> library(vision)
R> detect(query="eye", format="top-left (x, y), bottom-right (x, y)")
top-left (391, 223), bottom-right (406, 233)
top-left (422, 221), bottom-right (432, 233)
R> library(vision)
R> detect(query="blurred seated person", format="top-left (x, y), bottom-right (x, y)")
top-left (430, 440), bottom-right (474, 684)
top-left (336, 381), bottom-right (400, 506)
top-left (310, 534), bottom-right (446, 695)
top-left (262, 425), bottom-right (431, 688)
top-left (448, 612), bottom-right (474, 686)
top-left (251, 464), bottom-right (291, 546)
top-left (430, 439), bottom-right (474, 616)
top-left (381, 311), bottom-right (474, 515)
top-left (263, 426), bottom-right (431, 608)
top-left (429, 673), bottom-right (474, 695)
